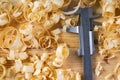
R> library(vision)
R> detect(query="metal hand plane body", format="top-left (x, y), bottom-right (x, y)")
top-left (65, 7), bottom-right (101, 80)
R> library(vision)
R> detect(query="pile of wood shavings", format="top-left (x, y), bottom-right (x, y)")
top-left (0, 0), bottom-right (81, 80)
top-left (95, 0), bottom-right (120, 79)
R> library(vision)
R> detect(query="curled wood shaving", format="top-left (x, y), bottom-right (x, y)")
top-left (62, 0), bottom-right (72, 8)
top-left (114, 63), bottom-right (120, 80)
top-left (56, 69), bottom-right (81, 80)
top-left (0, 64), bottom-right (6, 79)
top-left (0, 10), bottom-right (10, 26)
top-left (95, 62), bottom-right (103, 77)
top-left (0, 57), bottom-right (6, 64)
top-left (14, 59), bottom-right (23, 73)
top-left (100, 0), bottom-right (120, 17)
top-left (39, 36), bottom-right (58, 49)
top-left (114, 63), bottom-right (120, 74)
top-left (63, 0), bottom-right (96, 15)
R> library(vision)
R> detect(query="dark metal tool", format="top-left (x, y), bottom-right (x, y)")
top-left (65, 7), bottom-right (101, 80)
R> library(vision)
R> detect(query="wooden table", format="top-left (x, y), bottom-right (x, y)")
top-left (0, 26), bottom-right (119, 80)
top-left (0, 0), bottom-right (118, 78)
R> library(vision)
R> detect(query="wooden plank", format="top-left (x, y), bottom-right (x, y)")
top-left (60, 32), bottom-right (79, 48)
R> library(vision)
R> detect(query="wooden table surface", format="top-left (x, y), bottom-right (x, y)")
top-left (0, 28), bottom-right (119, 80)
top-left (0, 0), bottom-right (118, 79)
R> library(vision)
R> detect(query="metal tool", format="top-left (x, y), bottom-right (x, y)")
top-left (65, 7), bottom-right (101, 80)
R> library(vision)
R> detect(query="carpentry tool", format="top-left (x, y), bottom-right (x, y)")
top-left (65, 7), bottom-right (101, 80)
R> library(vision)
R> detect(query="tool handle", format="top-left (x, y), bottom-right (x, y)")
top-left (83, 54), bottom-right (93, 80)
top-left (79, 8), bottom-right (93, 80)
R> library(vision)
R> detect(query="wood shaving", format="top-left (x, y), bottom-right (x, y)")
top-left (95, 62), bottom-right (103, 77)
top-left (63, 0), bottom-right (96, 15)
top-left (0, 57), bottom-right (6, 64)
top-left (97, 1), bottom-right (120, 78)
top-left (0, 64), bottom-right (6, 79)
top-left (114, 63), bottom-right (120, 74)
top-left (104, 73), bottom-right (115, 80)
top-left (0, 0), bottom-right (81, 80)
top-left (100, 0), bottom-right (120, 17)
top-left (98, 17), bottom-right (120, 60)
